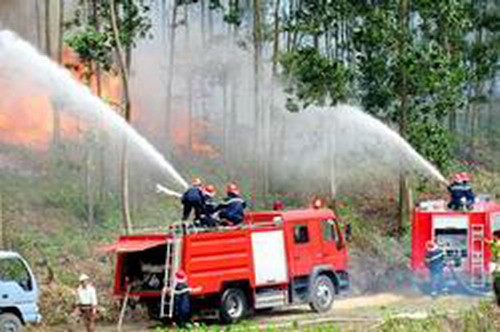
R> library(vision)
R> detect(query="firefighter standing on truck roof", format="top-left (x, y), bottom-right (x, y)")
top-left (218, 183), bottom-right (247, 226)
top-left (199, 184), bottom-right (218, 228)
top-left (181, 178), bottom-right (205, 221)
top-left (447, 173), bottom-right (475, 211)
top-left (425, 241), bottom-right (445, 297)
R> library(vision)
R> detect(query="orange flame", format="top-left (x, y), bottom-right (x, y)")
top-left (0, 47), bottom-right (122, 150)
top-left (170, 109), bottom-right (220, 159)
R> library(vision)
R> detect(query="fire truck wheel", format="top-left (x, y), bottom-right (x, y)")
top-left (309, 274), bottom-right (335, 313)
top-left (0, 313), bottom-right (22, 332)
top-left (219, 288), bottom-right (248, 323)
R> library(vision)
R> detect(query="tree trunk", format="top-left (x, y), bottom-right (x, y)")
top-left (110, 0), bottom-right (133, 233)
top-left (397, 0), bottom-right (411, 234)
top-left (165, 1), bottom-right (178, 144)
top-left (272, 0), bottom-right (280, 74)
top-left (45, 0), bottom-right (52, 56)
top-left (0, 194), bottom-right (3, 249)
top-left (253, 0), bottom-right (265, 201)
top-left (56, 0), bottom-right (64, 62)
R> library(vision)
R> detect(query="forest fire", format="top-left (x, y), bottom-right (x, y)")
top-left (0, 91), bottom-right (80, 150)
top-left (170, 113), bottom-right (220, 159)
top-left (0, 47), bottom-right (121, 151)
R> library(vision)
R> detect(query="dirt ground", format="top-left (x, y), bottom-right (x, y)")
top-left (31, 290), bottom-right (489, 331)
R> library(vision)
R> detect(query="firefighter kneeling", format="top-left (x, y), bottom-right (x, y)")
top-left (217, 183), bottom-right (247, 226)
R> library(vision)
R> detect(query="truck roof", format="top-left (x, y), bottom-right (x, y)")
top-left (247, 208), bottom-right (337, 223)
top-left (416, 199), bottom-right (500, 214)
top-left (102, 208), bottom-right (339, 254)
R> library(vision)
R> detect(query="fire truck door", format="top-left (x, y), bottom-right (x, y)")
top-left (289, 222), bottom-right (322, 276)
top-left (320, 219), bottom-right (344, 267)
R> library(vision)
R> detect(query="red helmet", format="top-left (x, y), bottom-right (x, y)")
top-left (226, 183), bottom-right (240, 195)
top-left (452, 173), bottom-right (462, 183)
top-left (175, 270), bottom-right (187, 281)
top-left (204, 184), bottom-right (216, 195)
top-left (192, 177), bottom-right (202, 186)
top-left (273, 200), bottom-right (284, 211)
top-left (459, 172), bottom-right (471, 182)
top-left (312, 198), bottom-right (324, 209)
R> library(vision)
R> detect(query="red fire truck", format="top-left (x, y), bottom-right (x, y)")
top-left (104, 208), bottom-right (350, 323)
top-left (411, 197), bottom-right (500, 292)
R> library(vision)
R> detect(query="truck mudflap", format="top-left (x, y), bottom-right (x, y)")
top-left (336, 270), bottom-right (350, 292)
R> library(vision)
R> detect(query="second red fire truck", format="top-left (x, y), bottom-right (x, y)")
top-left (104, 208), bottom-right (351, 323)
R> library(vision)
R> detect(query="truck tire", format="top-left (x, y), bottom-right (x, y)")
top-left (0, 313), bottom-right (23, 332)
top-left (219, 288), bottom-right (248, 324)
top-left (309, 274), bottom-right (335, 313)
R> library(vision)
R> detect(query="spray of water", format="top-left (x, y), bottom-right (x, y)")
top-left (269, 104), bottom-right (447, 195)
top-left (0, 30), bottom-right (188, 191)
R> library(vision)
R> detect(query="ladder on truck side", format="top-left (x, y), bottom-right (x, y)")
top-left (470, 224), bottom-right (485, 288)
top-left (160, 233), bottom-right (183, 319)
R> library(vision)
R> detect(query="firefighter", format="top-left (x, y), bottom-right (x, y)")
top-left (273, 200), bottom-right (284, 211)
top-left (448, 172), bottom-right (475, 211)
top-left (218, 183), bottom-right (247, 226)
top-left (486, 238), bottom-right (500, 305)
top-left (425, 241), bottom-right (445, 297)
top-left (199, 184), bottom-right (218, 228)
top-left (172, 270), bottom-right (201, 328)
top-left (181, 178), bottom-right (205, 221)
top-left (459, 172), bottom-right (475, 210)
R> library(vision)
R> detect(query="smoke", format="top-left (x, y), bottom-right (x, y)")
top-left (126, 2), bottom-right (446, 198)
top-left (0, 30), bottom-right (188, 192)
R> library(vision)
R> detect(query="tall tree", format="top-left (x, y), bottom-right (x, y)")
top-left (109, 0), bottom-right (133, 232)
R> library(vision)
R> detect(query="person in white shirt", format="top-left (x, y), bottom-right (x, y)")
top-left (75, 274), bottom-right (98, 332)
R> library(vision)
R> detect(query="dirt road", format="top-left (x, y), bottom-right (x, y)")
top-left (31, 291), bottom-right (487, 331)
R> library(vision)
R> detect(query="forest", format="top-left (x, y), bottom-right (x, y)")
top-left (0, 0), bottom-right (499, 330)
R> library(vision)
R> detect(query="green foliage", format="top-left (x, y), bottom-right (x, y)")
top-left (407, 120), bottom-right (454, 171)
top-left (279, 1), bottom-right (489, 171)
top-left (378, 302), bottom-right (498, 332)
top-left (67, 0), bottom-right (152, 67)
top-left (66, 26), bottom-right (113, 70)
top-left (224, 0), bottom-right (242, 26)
top-left (281, 47), bottom-right (351, 108)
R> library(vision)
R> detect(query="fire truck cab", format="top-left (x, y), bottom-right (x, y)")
top-left (105, 208), bottom-right (350, 323)
top-left (411, 197), bottom-right (500, 292)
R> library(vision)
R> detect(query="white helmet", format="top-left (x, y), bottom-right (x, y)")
top-left (79, 274), bottom-right (90, 282)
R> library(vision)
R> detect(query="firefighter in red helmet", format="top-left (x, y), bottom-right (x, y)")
top-left (181, 177), bottom-right (205, 221)
top-left (217, 183), bottom-right (247, 226)
top-left (447, 172), bottom-right (475, 211)
top-left (199, 184), bottom-right (218, 228)
top-left (273, 200), bottom-right (284, 211)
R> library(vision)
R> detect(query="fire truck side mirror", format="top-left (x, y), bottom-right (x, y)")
top-left (345, 224), bottom-right (352, 242)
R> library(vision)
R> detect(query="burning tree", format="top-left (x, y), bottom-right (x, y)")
top-left (65, 0), bottom-right (151, 232)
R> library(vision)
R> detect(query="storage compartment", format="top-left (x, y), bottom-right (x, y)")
top-left (433, 215), bottom-right (468, 269)
top-left (120, 245), bottom-right (167, 292)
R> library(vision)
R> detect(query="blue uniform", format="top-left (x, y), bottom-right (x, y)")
top-left (200, 194), bottom-right (218, 227)
top-left (173, 282), bottom-right (191, 327)
top-left (218, 193), bottom-right (247, 225)
top-left (426, 246), bottom-right (445, 295)
top-left (448, 182), bottom-right (474, 210)
top-left (181, 186), bottom-right (205, 221)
